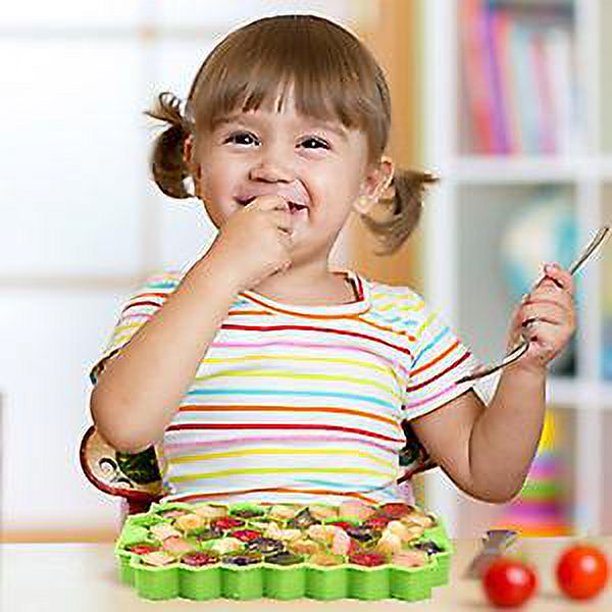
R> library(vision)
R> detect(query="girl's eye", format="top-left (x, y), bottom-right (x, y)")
top-left (224, 131), bottom-right (259, 146)
top-left (300, 137), bottom-right (330, 150)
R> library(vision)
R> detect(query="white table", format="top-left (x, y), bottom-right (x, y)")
top-left (2, 538), bottom-right (611, 611)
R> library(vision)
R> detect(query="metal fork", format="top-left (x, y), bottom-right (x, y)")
top-left (455, 225), bottom-right (611, 384)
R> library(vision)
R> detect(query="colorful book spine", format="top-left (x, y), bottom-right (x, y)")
top-left (507, 17), bottom-right (530, 152)
top-left (460, 2), bottom-right (576, 155)
top-left (459, 0), bottom-right (497, 153)
top-left (531, 29), bottom-right (557, 153)
top-left (483, 4), bottom-right (510, 153)
top-left (492, 8), bottom-right (519, 154)
top-left (547, 27), bottom-right (574, 154)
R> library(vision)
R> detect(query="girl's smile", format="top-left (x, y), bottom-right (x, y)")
top-left (234, 184), bottom-right (310, 216)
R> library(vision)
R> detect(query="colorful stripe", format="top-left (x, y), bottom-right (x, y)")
top-left (168, 447), bottom-right (396, 470)
top-left (178, 404), bottom-right (400, 429)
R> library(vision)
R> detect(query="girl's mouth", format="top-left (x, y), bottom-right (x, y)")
top-left (287, 202), bottom-right (308, 214)
top-left (237, 197), bottom-right (308, 215)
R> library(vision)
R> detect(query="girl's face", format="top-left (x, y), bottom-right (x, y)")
top-left (186, 90), bottom-right (389, 267)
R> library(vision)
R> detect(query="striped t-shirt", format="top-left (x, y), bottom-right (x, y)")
top-left (90, 269), bottom-right (482, 507)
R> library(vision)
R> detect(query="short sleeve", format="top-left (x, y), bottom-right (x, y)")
top-left (402, 298), bottom-right (485, 420)
top-left (89, 271), bottom-right (183, 385)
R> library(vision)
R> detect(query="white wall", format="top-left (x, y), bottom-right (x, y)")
top-left (0, 0), bottom-right (372, 535)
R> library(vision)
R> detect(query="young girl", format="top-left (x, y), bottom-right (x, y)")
top-left (89, 14), bottom-right (576, 510)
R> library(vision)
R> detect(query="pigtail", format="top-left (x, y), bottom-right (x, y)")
top-left (360, 169), bottom-right (439, 255)
top-left (144, 92), bottom-right (194, 199)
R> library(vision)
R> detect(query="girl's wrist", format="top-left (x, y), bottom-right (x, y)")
top-left (501, 359), bottom-right (548, 384)
top-left (196, 246), bottom-right (246, 296)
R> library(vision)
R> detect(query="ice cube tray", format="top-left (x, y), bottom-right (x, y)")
top-left (115, 500), bottom-right (453, 602)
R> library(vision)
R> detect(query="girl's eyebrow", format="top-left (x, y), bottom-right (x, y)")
top-left (212, 113), bottom-right (348, 140)
top-left (307, 121), bottom-right (349, 141)
top-left (212, 114), bottom-right (249, 130)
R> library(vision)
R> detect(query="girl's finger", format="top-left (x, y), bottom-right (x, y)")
top-left (530, 283), bottom-right (575, 304)
top-left (521, 319), bottom-right (555, 346)
top-left (249, 195), bottom-right (290, 212)
top-left (520, 302), bottom-right (569, 326)
top-left (522, 296), bottom-right (573, 317)
top-left (521, 318), bottom-right (541, 341)
top-left (541, 263), bottom-right (575, 295)
top-left (277, 228), bottom-right (293, 248)
top-left (271, 210), bottom-right (293, 233)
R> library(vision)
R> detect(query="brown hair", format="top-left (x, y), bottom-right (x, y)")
top-left (145, 14), bottom-right (437, 254)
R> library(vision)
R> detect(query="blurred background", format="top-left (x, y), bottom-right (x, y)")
top-left (1, 0), bottom-right (611, 543)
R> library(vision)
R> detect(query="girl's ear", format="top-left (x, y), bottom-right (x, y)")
top-left (183, 134), bottom-right (198, 173)
top-left (183, 134), bottom-right (202, 197)
top-left (183, 134), bottom-right (193, 164)
top-left (353, 156), bottom-right (395, 215)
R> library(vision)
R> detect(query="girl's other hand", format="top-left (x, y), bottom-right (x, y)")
top-left (207, 195), bottom-right (293, 293)
top-left (506, 263), bottom-right (576, 375)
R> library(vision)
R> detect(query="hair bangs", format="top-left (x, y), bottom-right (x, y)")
top-left (187, 15), bottom-right (388, 156)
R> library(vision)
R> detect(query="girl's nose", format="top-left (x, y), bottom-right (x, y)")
top-left (249, 148), bottom-right (295, 183)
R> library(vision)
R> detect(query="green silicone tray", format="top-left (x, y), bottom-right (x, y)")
top-left (115, 500), bottom-right (453, 602)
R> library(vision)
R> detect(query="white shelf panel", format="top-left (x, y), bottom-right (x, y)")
top-left (547, 377), bottom-right (581, 405)
top-left (450, 156), bottom-right (608, 183)
top-left (601, 159), bottom-right (612, 182)
top-left (547, 377), bottom-right (612, 406)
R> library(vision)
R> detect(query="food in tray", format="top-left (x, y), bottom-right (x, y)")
top-left (286, 507), bottom-right (318, 529)
top-left (348, 550), bottom-right (387, 567)
top-left (391, 549), bottom-right (429, 568)
top-left (161, 536), bottom-right (196, 555)
top-left (149, 522), bottom-right (181, 541)
top-left (118, 500), bottom-right (445, 570)
top-left (264, 551), bottom-right (305, 566)
top-left (344, 524), bottom-right (376, 542)
top-left (337, 500), bottom-right (376, 521)
top-left (228, 504), bottom-right (266, 519)
top-left (307, 504), bottom-right (338, 521)
top-left (192, 503), bottom-right (228, 520)
top-left (286, 536), bottom-right (323, 556)
top-left (208, 537), bottom-right (243, 555)
top-left (174, 513), bottom-right (205, 532)
top-left (309, 551), bottom-right (345, 566)
top-left (378, 502), bottom-right (414, 519)
top-left (230, 529), bottom-right (262, 543)
top-left (125, 543), bottom-right (160, 555)
top-left (414, 539), bottom-right (444, 555)
top-left (246, 536), bottom-right (285, 555)
top-left (211, 517), bottom-right (245, 531)
top-left (221, 551), bottom-right (263, 566)
top-left (140, 550), bottom-right (177, 567)
top-left (374, 531), bottom-right (403, 556)
top-left (180, 551), bottom-right (220, 567)
top-left (268, 504), bottom-right (302, 521)
top-left (194, 526), bottom-right (223, 541)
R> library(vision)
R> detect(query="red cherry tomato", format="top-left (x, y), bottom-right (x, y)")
top-left (483, 558), bottom-right (538, 608)
top-left (556, 544), bottom-right (609, 600)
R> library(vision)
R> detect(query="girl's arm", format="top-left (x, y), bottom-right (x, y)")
top-left (410, 370), bottom-right (544, 503)
top-left (90, 196), bottom-right (293, 453)
top-left (90, 249), bottom-right (241, 454)
top-left (410, 263), bottom-right (575, 503)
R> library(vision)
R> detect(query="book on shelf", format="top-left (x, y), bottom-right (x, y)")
top-left (459, 0), bottom-right (578, 155)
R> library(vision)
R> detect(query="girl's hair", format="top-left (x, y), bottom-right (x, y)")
top-left (145, 14), bottom-right (437, 254)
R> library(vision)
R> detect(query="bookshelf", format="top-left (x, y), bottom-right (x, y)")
top-left (421, 0), bottom-right (611, 537)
